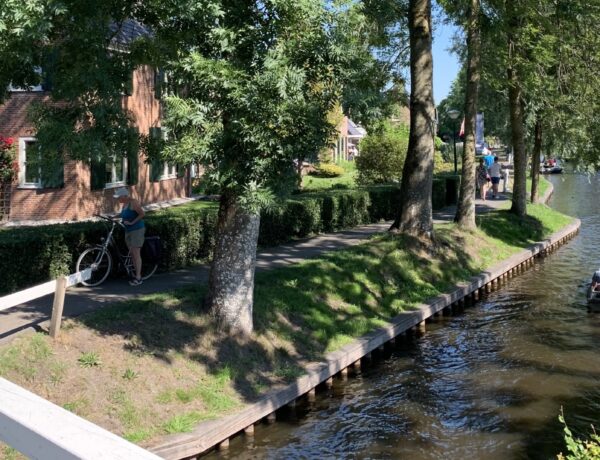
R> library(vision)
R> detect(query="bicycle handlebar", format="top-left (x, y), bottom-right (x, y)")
top-left (93, 214), bottom-right (125, 227)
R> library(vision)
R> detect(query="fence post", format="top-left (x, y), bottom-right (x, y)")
top-left (49, 276), bottom-right (68, 339)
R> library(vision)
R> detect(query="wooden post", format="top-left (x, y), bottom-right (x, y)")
top-left (352, 359), bottom-right (361, 372)
top-left (266, 412), bottom-right (276, 424)
top-left (325, 377), bottom-right (333, 389)
top-left (307, 388), bottom-right (316, 402)
top-left (418, 321), bottom-right (426, 334)
top-left (340, 367), bottom-right (348, 381)
top-left (49, 276), bottom-right (68, 339)
top-left (244, 424), bottom-right (255, 436)
top-left (217, 438), bottom-right (230, 450)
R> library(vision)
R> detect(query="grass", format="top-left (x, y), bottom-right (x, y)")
top-left (301, 160), bottom-right (357, 192)
top-left (0, 201), bottom-right (574, 449)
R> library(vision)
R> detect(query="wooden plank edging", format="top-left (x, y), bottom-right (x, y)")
top-left (149, 216), bottom-right (581, 460)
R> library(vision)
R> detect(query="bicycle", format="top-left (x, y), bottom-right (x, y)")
top-left (76, 214), bottom-right (159, 287)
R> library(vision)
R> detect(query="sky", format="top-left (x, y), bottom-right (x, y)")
top-left (431, 21), bottom-right (461, 105)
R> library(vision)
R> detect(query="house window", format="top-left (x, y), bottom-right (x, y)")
top-left (161, 163), bottom-right (177, 180)
top-left (18, 138), bottom-right (42, 188)
top-left (104, 155), bottom-right (128, 187)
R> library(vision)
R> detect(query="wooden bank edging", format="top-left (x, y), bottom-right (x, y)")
top-left (150, 222), bottom-right (581, 460)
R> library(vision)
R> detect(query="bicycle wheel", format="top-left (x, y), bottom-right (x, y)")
top-left (140, 258), bottom-right (158, 280)
top-left (76, 247), bottom-right (112, 287)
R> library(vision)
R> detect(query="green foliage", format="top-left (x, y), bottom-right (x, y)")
top-left (313, 164), bottom-right (345, 178)
top-left (77, 352), bottom-right (101, 368)
top-left (0, 136), bottom-right (16, 183)
top-left (558, 411), bottom-right (600, 460)
top-left (356, 122), bottom-right (409, 185)
top-left (0, 183), bottom-right (457, 295)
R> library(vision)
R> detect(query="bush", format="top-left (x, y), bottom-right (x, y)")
top-left (313, 163), bottom-right (345, 178)
top-left (0, 182), bottom-right (455, 295)
top-left (356, 122), bottom-right (409, 185)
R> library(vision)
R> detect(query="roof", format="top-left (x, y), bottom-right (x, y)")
top-left (109, 19), bottom-right (152, 47)
top-left (347, 119), bottom-right (366, 137)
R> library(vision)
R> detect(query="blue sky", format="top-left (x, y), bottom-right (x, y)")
top-left (432, 21), bottom-right (461, 104)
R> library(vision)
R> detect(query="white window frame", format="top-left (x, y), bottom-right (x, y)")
top-left (160, 162), bottom-right (177, 180)
top-left (18, 137), bottom-right (42, 189)
top-left (104, 155), bottom-right (128, 188)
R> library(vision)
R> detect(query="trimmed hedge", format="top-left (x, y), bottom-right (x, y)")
top-left (0, 181), bottom-right (456, 295)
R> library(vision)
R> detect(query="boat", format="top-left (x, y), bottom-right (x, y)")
top-left (541, 165), bottom-right (563, 174)
top-left (587, 285), bottom-right (600, 311)
top-left (541, 159), bottom-right (563, 174)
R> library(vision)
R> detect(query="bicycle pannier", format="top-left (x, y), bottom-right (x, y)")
top-left (142, 236), bottom-right (162, 263)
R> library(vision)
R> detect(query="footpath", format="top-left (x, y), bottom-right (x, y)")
top-left (0, 195), bottom-right (512, 344)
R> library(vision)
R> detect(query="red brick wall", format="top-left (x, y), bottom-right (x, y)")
top-left (0, 66), bottom-right (188, 223)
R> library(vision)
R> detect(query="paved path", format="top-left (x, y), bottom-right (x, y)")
top-left (0, 194), bottom-right (512, 344)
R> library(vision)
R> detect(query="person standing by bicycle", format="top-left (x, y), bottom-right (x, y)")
top-left (113, 188), bottom-right (145, 286)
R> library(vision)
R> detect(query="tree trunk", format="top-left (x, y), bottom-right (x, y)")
top-left (506, 2), bottom-right (527, 217)
top-left (454, 0), bottom-right (481, 229)
top-left (390, 0), bottom-right (435, 237)
top-left (530, 117), bottom-right (542, 203)
top-left (206, 192), bottom-right (260, 335)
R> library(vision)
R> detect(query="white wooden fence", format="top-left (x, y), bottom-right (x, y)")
top-left (0, 269), bottom-right (163, 459)
top-left (0, 268), bottom-right (92, 338)
top-left (0, 377), bottom-right (162, 459)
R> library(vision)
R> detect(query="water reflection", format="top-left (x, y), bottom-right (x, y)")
top-left (209, 174), bottom-right (600, 460)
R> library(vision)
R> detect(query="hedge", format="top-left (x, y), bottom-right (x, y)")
top-left (0, 181), bottom-right (455, 295)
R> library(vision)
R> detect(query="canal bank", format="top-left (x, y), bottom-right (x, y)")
top-left (150, 184), bottom-right (581, 459)
top-left (0, 179), bottom-right (576, 459)
top-left (199, 173), bottom-right (600, 460)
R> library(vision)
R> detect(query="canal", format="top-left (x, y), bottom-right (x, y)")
top-left (211, 173), bottom-right (600, 460)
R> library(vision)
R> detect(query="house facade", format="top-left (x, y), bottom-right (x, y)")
top-left (0, 23), bottom-right (189, 224)
top-left (331, 116), bottom-right (366, 162)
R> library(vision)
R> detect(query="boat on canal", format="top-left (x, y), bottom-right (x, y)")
top-left (587, 285), bottom-right (600, 311)
top-left (541, 158), bottom-right (563, 174)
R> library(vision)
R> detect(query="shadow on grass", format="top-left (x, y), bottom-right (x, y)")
top-left (75, 204), bottom-right (572, 423)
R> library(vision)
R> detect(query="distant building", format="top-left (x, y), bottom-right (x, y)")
top-left (331, 116), bottom-right (366, 162)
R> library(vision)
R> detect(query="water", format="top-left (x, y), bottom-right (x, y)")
top-left (211, 173), bottom-right (600, 460)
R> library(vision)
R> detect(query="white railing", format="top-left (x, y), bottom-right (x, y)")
top-left (0, 268), bottom-right (92, 338)
top-left (0, 269), bottom-right (163, 459)
top-left (0, 377), bottom-right (161, 459)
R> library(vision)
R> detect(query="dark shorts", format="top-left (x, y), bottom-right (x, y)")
top-left (125, 227), bottom-right (146, 249)
top-left (491, 177), bottom-right (501, 185)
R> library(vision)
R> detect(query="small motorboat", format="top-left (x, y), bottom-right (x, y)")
top-left (541, 165), bottom-right (563, 174)
top-left (587, 285), bottom-right (600, 311)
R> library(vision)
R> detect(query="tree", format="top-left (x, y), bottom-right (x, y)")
top-left (453, 0), bottom-right (481, 229)
top-left (390, 0), bottom-right (435, 237)
top-left (1, 0), bottom-right (371, 335)
top-left (140, 0), bottom-right (366, 334)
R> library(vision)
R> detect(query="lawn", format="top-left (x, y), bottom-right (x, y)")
top-left (301, 160), bottom-right (357, 191)
top-left (0, 202), bottom-right (574, 457)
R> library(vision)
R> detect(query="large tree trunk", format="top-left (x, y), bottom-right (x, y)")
top-left (390, 0), bottom-right (435, 237)
top-left (206, 192), bottom-right (260, 335)
top-left (530, 117), bottom-right (542, 203)
top-left (506, 2), bottom-right (527, 217)
top-left (454, 0), bottom-right (481, 229)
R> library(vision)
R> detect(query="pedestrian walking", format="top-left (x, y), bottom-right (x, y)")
top-left (488, 156), bottom-right (503, 199)
top-left (476, 158), bottom-right (489, 201)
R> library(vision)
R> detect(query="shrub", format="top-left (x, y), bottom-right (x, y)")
top-left (313, 163), bottom-right (345, 178)
top-left (0, 183), bottom-right (455, 295)
top-left (356, 122), bottom-right (409, 185)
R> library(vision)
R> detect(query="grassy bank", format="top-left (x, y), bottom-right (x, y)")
top-left (0, 203), bottom-right (573, 456)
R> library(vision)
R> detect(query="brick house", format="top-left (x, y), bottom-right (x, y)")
top-left (0, 21), bottom-right (189, 224)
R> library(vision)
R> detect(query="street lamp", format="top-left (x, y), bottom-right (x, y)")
top-left (447, 109), bottom-right (460, 174)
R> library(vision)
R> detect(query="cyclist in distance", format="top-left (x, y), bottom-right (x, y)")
top-left (113, 188), bottom-right (145, 286)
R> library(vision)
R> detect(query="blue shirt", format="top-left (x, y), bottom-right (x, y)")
top-left (483, 154), bottom-right (495, 169)
top-left (120, 204), bottom-right (145, 232)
